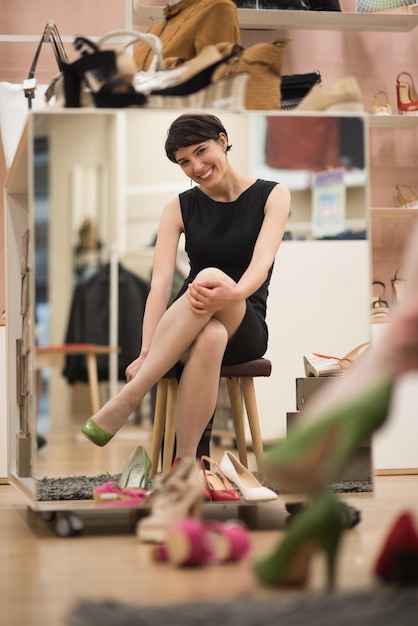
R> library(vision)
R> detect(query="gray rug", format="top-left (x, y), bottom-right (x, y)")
top-left (36, 473), bottom-right (122, 501)
top-left (36, 473), bottom-right (372, 501)
top-left (67, 591), bottom-right (418, 626)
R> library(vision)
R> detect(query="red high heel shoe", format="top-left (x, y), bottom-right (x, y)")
top-left (396, 72), bottom-right (418, 116)
top-left (374, 511), bottom-right (418, 585)
top-left (200, 455), bottom-right (240, 502)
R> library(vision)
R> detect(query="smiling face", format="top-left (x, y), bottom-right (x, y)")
top-left (174, 133), bottom-right (228, 188)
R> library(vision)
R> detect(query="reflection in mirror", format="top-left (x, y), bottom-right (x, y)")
top-left (28, 111), bottom-right (370, 500)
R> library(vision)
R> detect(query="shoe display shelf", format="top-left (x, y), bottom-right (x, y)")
top-left (368, 116), bottom-right (418, 326)
top-left (132, 2), bottom-right (418, 31)
top-left (368, 115), bottom-right (418, 472)
top-left (286, 377), bottom-right (373, 483)
top-left (0, 318), bottom-right (7, 482)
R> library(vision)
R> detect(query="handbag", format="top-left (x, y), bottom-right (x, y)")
top-left (145, 42), bottom-right (249, 110)
top-left (59, 30), bottom-right (164, 108)
top-left (60, 32), bottom-right (248, 110)
top-left (24, 21), bottom-right (68, 108)
top-left (281, 71), bottom-right (321, 109)
top-left (0, 21), bottom-right (67, 168)
top-left (211, 38), bottom-right (289, 110)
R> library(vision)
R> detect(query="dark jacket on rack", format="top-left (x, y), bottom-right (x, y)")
top-left (63, 263), bottom-right (149, 383)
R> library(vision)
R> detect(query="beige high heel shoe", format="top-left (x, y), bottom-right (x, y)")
top-left (303, 341), bottom-right (371, 377)
top-left (136, 458), bottom-right (206, 543)
top-left (296, 76), bottom-right (364, 112)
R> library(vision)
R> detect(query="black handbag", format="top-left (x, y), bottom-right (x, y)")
top-left (23, 21), bottom-right (68, 109)
top-left (280, 71), bottom-right (321, 109)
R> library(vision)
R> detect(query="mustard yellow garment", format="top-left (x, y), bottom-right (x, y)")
top-left (133, 0), bottom-right (241, 71)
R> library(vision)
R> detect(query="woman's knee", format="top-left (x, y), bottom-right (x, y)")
top-left (194, 267), bottom-right (235, 287)
top-left (194, 320), bottom-right (228, 358)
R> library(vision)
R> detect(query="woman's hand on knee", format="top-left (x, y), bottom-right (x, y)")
top-left (125, 354), bottom-right (146, 381)
top-left (187, 279), bottom-right (238, 314)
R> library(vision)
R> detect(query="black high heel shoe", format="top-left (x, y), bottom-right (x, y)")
top-left (62, 35), bottom-right (147, 108)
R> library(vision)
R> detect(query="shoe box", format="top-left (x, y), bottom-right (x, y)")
top-left (286, 377), bottom-right (373, 484)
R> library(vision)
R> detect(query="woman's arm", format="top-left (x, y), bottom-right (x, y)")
top-left (235, 183), bottom-right (291, 300)
top-left (125, 197), bottom-right (183, 380)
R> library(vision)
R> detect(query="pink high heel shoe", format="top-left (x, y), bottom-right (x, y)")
top-left (153, 517), bottom-right (251, 567)
top-left (93, 481), bottom-right (147, 507)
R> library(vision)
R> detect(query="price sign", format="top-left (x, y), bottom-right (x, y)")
top-left (311, 169), bottom-right (346, 238)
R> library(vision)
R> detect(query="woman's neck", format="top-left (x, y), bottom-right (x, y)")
top-left (199, 169), bottom-right (256, 203)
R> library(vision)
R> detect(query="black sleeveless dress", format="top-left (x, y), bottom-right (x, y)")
top-left (174, 178), bottom-right (278, 366)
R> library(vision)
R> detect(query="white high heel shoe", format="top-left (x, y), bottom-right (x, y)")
top-left (219, 451), bottom-right (278, 503)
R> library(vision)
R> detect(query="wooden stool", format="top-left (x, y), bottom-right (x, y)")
top-left (150, 357), bottom-right (272, 477)
top-left (35, 343), bottom-right (120, 416)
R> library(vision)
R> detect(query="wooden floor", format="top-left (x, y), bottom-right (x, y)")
top-left (1, 428), bottom-right (417, 626)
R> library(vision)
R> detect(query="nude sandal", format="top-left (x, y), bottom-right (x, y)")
top-left (303, 341), bottom-right (371, 377)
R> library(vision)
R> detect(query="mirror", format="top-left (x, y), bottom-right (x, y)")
top-left (13, 109), bottom-right (371, 499)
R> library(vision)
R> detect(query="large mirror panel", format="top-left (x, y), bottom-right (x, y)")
top-left (12, 109), bottom-right (371, 500)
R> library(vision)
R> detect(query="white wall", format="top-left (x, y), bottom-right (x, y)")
top-left (255, 240), bottom-right (371, 441)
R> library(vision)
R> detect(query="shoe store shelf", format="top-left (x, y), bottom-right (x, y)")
top-left (369, 116), bottom-right (418, 129)
top-left (132, 2), bottom-right (418, 32)
top-left (371, 207), bottom-right (418, 217)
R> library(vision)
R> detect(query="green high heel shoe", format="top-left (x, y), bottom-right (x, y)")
top-left (255, 489), bottom-right (345, 589)
top-left (263, 380), bottom-right (393, 494)
top-left (118, 446), bottom-right (152, 490)
top-left (81, 418), bottom-right (114, 447)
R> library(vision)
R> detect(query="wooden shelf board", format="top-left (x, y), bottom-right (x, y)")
top-left (371, 206), bottom-right (418, 217)
top-left (132, 3), bottom-right (418, 32)
top-left (369, 115), bottom-right (418, 128)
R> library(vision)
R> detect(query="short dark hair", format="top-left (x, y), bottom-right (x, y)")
top-left (165, 113), bottom-right (231, 163)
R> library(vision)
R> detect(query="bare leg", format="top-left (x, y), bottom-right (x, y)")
top-left (88, 268), bottom-right (246, 437)
top-left (175, 319), bottom-right (228, 458)
top-left (90, 294), bottom-right (213, 434)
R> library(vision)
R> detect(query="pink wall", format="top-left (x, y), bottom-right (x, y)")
top-left (1, 0), bottom-right (418, 311)
top-left (0, 0), bottom-right (127, 312)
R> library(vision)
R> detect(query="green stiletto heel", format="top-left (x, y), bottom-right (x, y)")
top-left (262, 380), bottom-right (393, 494)
top-left (255, 490), bottom-right (345, 589)
top-left (81, 418), bottom-right (114, 447)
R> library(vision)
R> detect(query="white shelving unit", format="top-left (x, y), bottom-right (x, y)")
top-left (0, 321), bottom-right (7, 482)
top-left (120, 2), bottom-right (418, 471)
top-left (132, 2), bottom-right (418, 30)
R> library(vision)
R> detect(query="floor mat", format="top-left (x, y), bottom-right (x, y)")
top-left (67, 591), bottom-right (418, 626)
top-left (36, 473), bottom-right (372, 501)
